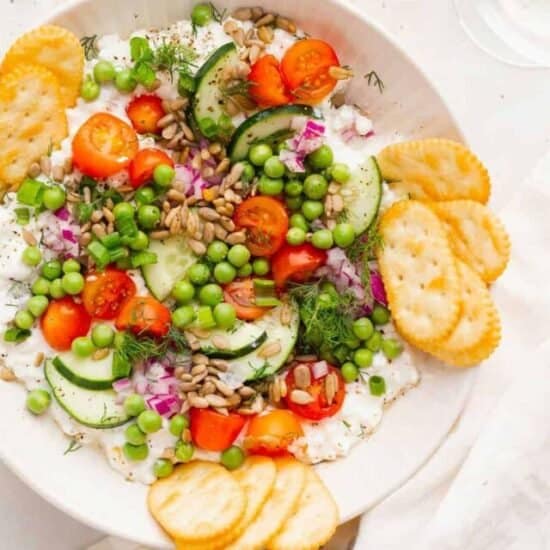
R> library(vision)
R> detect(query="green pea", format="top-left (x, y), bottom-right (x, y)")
top-left (352, 317), bottom-right (374, 341)
top-left (252, 258), bottom-right (270, 276)
top-left (286, 227), bottom-right (306, 246)
top-left (123, 442), bottom-right (149, 461)
top-left (43, 185), bottom-right (66, 210)
top-left (62, 272), bottom-right (84, 295)
top-left (153, 458), bottom-right (174, 478)
top-left (263, 156), bottom-right (286, 179)
top-left (301, 200), bottom-right (324, 221)
top-left (114, 69), bottom-right (137, 93)
top-left (135, 186), bottom-right (155, 206)
top-left (308, 145), bottom-right (334, 170)
top-left (240, 161), bottom-right (255, 182)
top-left (153, 164), bottom-right (175, 189)
top-left (172, 305), bottom-right (195, 328)
top-left (258, 175), bottom-right (284, 196)
top-left (27, 295), bottom-right (49, 317)
top-left (249, 143), bottom-right (273, 167)
top-left (237, 263), bottom-right (253, 277)
top-left (175, 440), bottom-right (194, 463)
top-left (22, 246), bottom-right (41, 267)
top-left (371, 305), bottom-right (390, 325)
top-left (191, 3), bottom-right (213, 26)
top-left (227, 244), bottom-right (251, 268)
top-left (354, 348), bottom-right (373, 368)
top-left (333, 223), bottom-right (355, 248)
top-left (381, 337), bottom-right (403, 360)
top-left (62, 259), bottom-right (81, 273)
top-left (128, 230), bottom-right (149, 251)
top-left (343, 334), bottom-right (361, 350)
top-left (15, 310), bottom-right (34, 330)
top-left (303, 174), bottom-right (328, 200)
top-left (71, 336), bottom-right (95, 357)
top-left (137, 410), bottom-right (162, 434)
top-left (31, 277), bottom-right (50, 296)
top-left (199, 283), bottom-right (224, 305)
top-left (366, 331), bottom-right (382, 352)
top-left (284, 180), bottom-right (303, 197)
top-left (331, 163), bottom-right (351, 184)
top-left (290, 213), bottom-right (309, 232)
top-left (285, 196), bottom-right (303, 211)
top-left (341, 361), bottom-right (359, 383)
top-left (214, 262), bottom-right (237, 284)
top-left (91, 324), bottom-right (115, 348)
top-left (137, 205), bottom-right (161, 229)
top-left (113, 202), bottom-right (135, 220)
top-left (80, 75), bottom-right (100, 102)
top-left (49, 278), bottom-right (65, 299)
top-left (125, 424), bottom-right (146, 445)
top-left (172, 280), bottom-right (195, 304)
top-left (213, 302), bottom-right (236, 330)
top-left (93, 60), bottom-right (116, 83)
top-left (207, 240), bottom-right (228, 263)
top-left (169, 414), bottom-right (189, 437)
top-left (311, 229), bottom-right (333, 250)
top-left (188, 263), bottom-right (210, 285)
top-left (220, 446), bottom-right (245, 470)
top-left (42, 260), bottom-right (62, 281)
top-left (124, 394), bottom-right (146, 417)
top-left (26, 389), bottom-right (51, 415)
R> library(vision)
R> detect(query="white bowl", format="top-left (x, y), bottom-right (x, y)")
top-left (0, 1), bottom-right (475, 547)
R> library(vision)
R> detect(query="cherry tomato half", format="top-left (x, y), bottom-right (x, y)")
top-left (190, 408), bottom-right (246, 452)
top-left (284, 362), bottom-right (345, 421)
top-left (244, 410), bottom-right (303, 456)
top-left (41, 297), bottom-right (92, 351)
top-left (82, 269), bottom-right (137, 320)
top-left (72, 113), bottom-right (139, 178)
top-left (128, 148), bottom-right (174, 189)
top-left (281, 39), bottom-right (340, 105)
top-left (248, 55), bottom-right (292, 107)
top-left (234, 196), bottom-right (288, 257)
top-left (223, 278), bottom-right (269, 321)
top-left (271, 243), bottom-right (327, 288)
top-left (126, 94), bottom-right (165, 134)
top-left (115, 296), bottom-right (171, 338)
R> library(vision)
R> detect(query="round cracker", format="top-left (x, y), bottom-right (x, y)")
top-left (147, 461), bottom-right (246, 543)
top-left (2, 25), bottom-right (84, 107)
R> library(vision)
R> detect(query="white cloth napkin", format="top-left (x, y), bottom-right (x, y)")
top-left (355, 151), bottom-right (550, 550)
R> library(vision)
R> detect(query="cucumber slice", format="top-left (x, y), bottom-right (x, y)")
top-left (228, 105), bottom-right (314, 162)
top-left (192, 42), bottom-right (240, 139)
top-left (142, 235), bottom-right (196, 301)
top-left (45, 359), bottom-right (129, 429)
top-left (53, 351), bottom-right (115, 391)
top-left (199, 321), bottom-right (268, 359)
top-left (341, 156), bottom-right (382, 234)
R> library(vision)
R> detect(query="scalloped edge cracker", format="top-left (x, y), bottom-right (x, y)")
top-left (428, 200), bottom-right (510, 283)
top-left (377, 139), bottom-right (491, 203)
top-left (1, 24), bottom-right (84, 107)
top-left (378, 200), bottom-right (461, 346)
top-left (0, 64), bottom-right (67, 188)
top-left (268, 467), bottom-right (339, 550)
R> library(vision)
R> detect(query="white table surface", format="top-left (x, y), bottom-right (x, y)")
top-left (1, 1), bottom-right (549, 548)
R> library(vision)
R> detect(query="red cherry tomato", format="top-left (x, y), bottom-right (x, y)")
top-left (128, 148), bottom-right (174, 189)
top-left (244, 410), bottom-right (304, 456)
top-left (115, 296), bottom-right (171, 337)
top-left (41, 297), bottom-right (92, 351)
top-left (283, 362), bottom-right (345, 421)
top-left (72, 113), bottom-right (139, 178)
top-left (281, 39), bottom-right (340, 105)
top-left (190, 408), bottom-right (246, 452)
top-left (81, 269), bottom-right (137, 320)
top-left (271, 243), bottom-right (327, 288)
top-left (234, 196), bottom-right (288, 257)
top-left (248, 55), bottom-right (292, 107)
top-left (223, 278), bottom-right (269, 321)
top-left (126, 94), bottom-right (165, 134)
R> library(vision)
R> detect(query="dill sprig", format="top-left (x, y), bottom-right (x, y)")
top-left (210, 2), bottom-right (227, 23)
top-left (221, 80), bottom-right (252, 99)
top-left (80, 35), bottom-right (99, 61)
top-left (364, 70), bottom-right (385, 94)
top-left (346, 219), bottom-right (384, 264)
top-left (153, 40), bottom-right (197, 76)
top-left (63, 438), bottom-right (83, 455)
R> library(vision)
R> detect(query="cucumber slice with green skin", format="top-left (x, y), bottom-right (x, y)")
top-left (200, 321), bottom-right (268, 359)
top-left (192, 42), bottom-right (239, 139)
top-left (341, 156), bottom-right (382, 234)
top-left (228, 105), bottom-right (314, 162)
top-left (45, 360), bottom-right (130, 429)
top-left (142, 235), bottom-right (196, 301)
top-left (52, 351), bottom-right (115, 391)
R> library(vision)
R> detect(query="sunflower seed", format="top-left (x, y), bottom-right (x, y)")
top-left (179, 400), bottom-right (191, 414)
top-left (325, 372), bottom-right (339, 405)
top-left (295, 354), bottom-right (318, 362)
top-left (27, 162), bottom-right (40, 178)
top-left (328, 182), bottom-right (341, 194)
top-left (161, 447), bottom-right (177, 462)
top-left (215, 157), bottom-right (231, 174)
top-left (290, 389), bottom-right (315, 405)
top-left (51, 165), bottom-right (65, 182)
top-left (161, 122), bottom-right (178, 140)
top-left (187, 393), bottom-right (209, 408)
top-left (210, 359), bottom-right (230, 371)
top-left (248, 44), bottom-right (262, 65)
top-left (212, 334), bottom-right (229, 350)
top-left (255, 13), bottom-right (275, 26)
top-left (223, 19), bottom-right (239, 33)
top-left (179, 373), bottom-right (193, 382)
top-left (280, 303), bottom-right (292, 326)
top-left (164, 208), bottom-right (179, 228)
top-left (181, 382), bottom-right (197, 392)
top-left (187, 327), bottom-right (211, 338)
top-left (212, 224), bottom-right (228, 241)
top-left (91, 223), bottom-right (106, 238)
top-left (269, 379), bottom-right (281, 403)
top-left (205, 394), bottom-right (228, 408)
top-left (192, 371), bottom-right (208, 384)
top-left (174, 366), bottom-right (186, 378)
top-left (102, 207), bottom-right (115, 223)
top-left (328, 65), bottom-right (354, 80)
top-left (91, 210), bottom-right (104, 223)
top-left (181, 428), bottom-right (192, 442)
top-left (166, 131), bottom-right (184, 149)
top-left (34, 352), bottom-right (45, 367)
top-left (213, 378), bottom-right (234, 397)
top-left (257, 25), bottom-right (274, 43)
top-left (202, 222), bottom-right (215, 244)
top-left (180, 121), bottom-right (195, 141)
top-left (237, 407), bottom-right (256, 416)
top-left (220, 217), bottom-right (236, 232)
top-left (191, 364), bottom-right (208, 377)
top-left (79, 232), bottom-right (92, 246)
top-left (251, 6), bottom-right (264, 20)
top-left (225, 231), bottom-right (246, 245)
top-left (92, 348), bottom-right (110, 361)
top-left (192, 353), bottom-right (209, 365)
top-left (0, 366), bottom-right (15, 382)
top-left (294, 365), bottom-right (311, 389)
top-left (238, 386), bottom-right (256, 398)
top-left (275, 16), bottom-right (295, 32)
top-left (188, 238), bottom-right (206, 256)
top-left (198, 207), bottom-right (220, 221)
top-left (200, 381), bottom-right (216, 396)
top-left (258, 341), bottom-right (282, 359)
top-left (332, 194), bottom-right (344, 213)
top-left (232, 7), bottom-right (253, 20)
top-left (21, 229), bottom-right (37, 246)
top-left (280, 378), bottom-right (288, 398)
top-left (150, 230), bottom-right (171, 240)
top-left (39, 156), bottom-right (51, 175)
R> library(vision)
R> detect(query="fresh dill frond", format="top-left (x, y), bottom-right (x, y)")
top-left (364, 70), bottom-right (385, 93)
top-left (210, 2), bottom-right (227, 23)
top-left (80, 35), bottom-right (99, 61)
top-left (63, 438), bottom-right (83, 455)
top-left (153, 40), bottom-right (197, 77)
top-left (221, 80), bottom-right (251, 99)
top-left (346, 219), bottom-right (384, 264)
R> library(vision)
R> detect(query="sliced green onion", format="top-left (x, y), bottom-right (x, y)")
top-left (131, 251), bottom-right (157, 268)
top-left (116, 216), bottom-right (139, 238)
top-left (198, 117), bottom-right (218, 138)
top-left (14, 207), bottom-right (30, 226)
top-left (17, 179), bottom-right (44, 207)
top-left (109, 247), bottom-right (129, 262)
top-left (130, 36), bottom-right (153, 62)
top-left (217, 113), bottom-right (234, 135)
top-left (196, 306), bottom-right (216, 330)
top-left (100, 232), bottom-right (122, 249)
top-left (253, 279), bottom-right (279, 307)
top-left (76, 203), bottom-right (93, 223)
top-left (178, 71), bottom-right (196, 96)
top-left (255, 296), bottom-right (281, 307)
top-left (369, 375), bottom-right (386, 396)
top-left (132, 61), bottom-right (157, 89)
top-left (4, 327), bottom-right (31, 343)
top-left (87, 241), bottom-right (111, 268)
top-left (112, 351), bottom-right (132, 379)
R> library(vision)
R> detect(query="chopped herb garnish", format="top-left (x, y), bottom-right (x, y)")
top-left (210, 2), bottom-right (227, 23)
top-left (345, 219), bottom-right (384, 264)
top-left (63, 438), bottom-right (83, 455)
top-left (80, 35), bottom-right (99, 61)
top-left (4, 327), bottom-right (31, 343)
top-left (364, 70), bottom-right (385, 94)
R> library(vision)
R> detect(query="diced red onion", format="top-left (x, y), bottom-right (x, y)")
top-left (148, 380), bottom-right (172, 395)
top-left (112, 378), bottom-right (132, 393)
top-left (318, 248), bottom-right (366, 302)
top-left (312, 361), bottom-right (329, 379)
top-left (55, 207), bottom-right (70, 221)
top-left (370, 271), bottom-right (388, 306)
top-left (61, 229), bottom-right (77, 243)
top-left (135, 379), bottom-right (148, 395)
top-left (279, 150), bottom-right (305, 173)
top-left (147, 395), bottom-right (181, 418)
